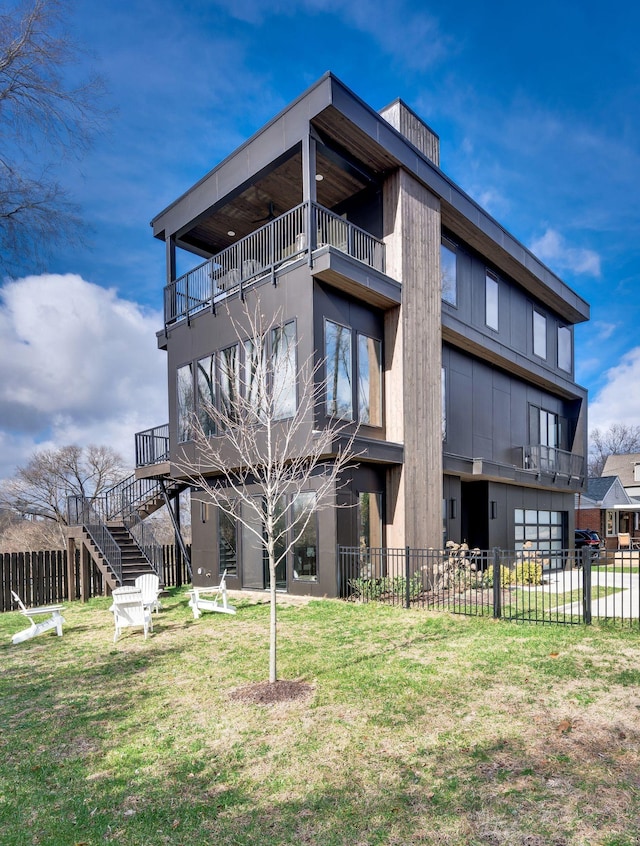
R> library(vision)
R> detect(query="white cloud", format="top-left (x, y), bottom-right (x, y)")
top-left (588, 346), bottom-right (640, 433)
top-left (529, 228), bottom-right (601, 277)
top-left (592, 321), bottom-right (617, 341)
top-left (0, 274), bottom-right (166, 480)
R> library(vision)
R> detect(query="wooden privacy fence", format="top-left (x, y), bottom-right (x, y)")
top-left (0, 545), bottom-right (191, 613)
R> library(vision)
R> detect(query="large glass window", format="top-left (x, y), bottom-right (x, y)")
top-left (177, 363), bottom-right (193, 443)
top-left (218, 507), bottom-right (237, 575)
top-left (357, 334), bottom-right (382, 426)
top-left (292, 492), bottom-right (317, 581)
top-left (485, 272), bottom-right (499, 331)
top-left (245, 337), bottom-right (267, 421)
top-left (359, 492), bottom-right (383, 549)
top-left (219, 344), bottom-right (239, 423)
top-left (272, 321), bottom-right (297, 420)
top-left (557, 326), bottom-right (572, 372)
top-left (196, 355), bottom-right (216, 437)
top-left (533, 311), bottom-right (547, 359)
top-left (441, 240), bottom-right (457, 306)
top-left (325, 319), bottom-right (353, 419)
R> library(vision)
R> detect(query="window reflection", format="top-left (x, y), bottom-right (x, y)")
top-left (292, 492), bottom-right (317, 581)
top-left (325, 320), bottom-right (353, 419)
top-left (177, 363), bottom-right (193, 443)
top-left (219, 344), bottom-right (239, 423)
top-left (272, 321), bottom-right (297, 419)
top-left (357, 334), bottom-right (382, 426)
top-left (441, 240), bottom-right (457, 306)
top-left (196, 355), bottom-right (215, 436)
top-left (218, 507), bottom-right (237, 575)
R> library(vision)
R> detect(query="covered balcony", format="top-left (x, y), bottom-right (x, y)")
top-left (164, 201), bottom-right (387, 327)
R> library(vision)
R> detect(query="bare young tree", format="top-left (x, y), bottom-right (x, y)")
top-left (175, 302), bottom-right (359, 684)
top-left (0, 0), bottom-right (108, 270)
top-left (0, 444), bottom-right (127, 545)
top-left (589, 423), bottom-right (640, 477)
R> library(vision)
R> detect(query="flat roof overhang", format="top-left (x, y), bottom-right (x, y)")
top-left (151, 72), bottom-right (589, 326)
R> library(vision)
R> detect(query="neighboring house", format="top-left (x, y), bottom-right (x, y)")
top-left (601, 453), bottom-right (640, 499)
top-left (135, 73), bottom-right (589, 597)
top-left (575, 476), bottom-right (640, 549)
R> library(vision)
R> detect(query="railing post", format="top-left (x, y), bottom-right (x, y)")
top-left (270, 220), bottom-right (276, 285)
top-left (492, 547), bottom-right (501, 619)
top-left (582, 547), bottom-right (592, 625)
top-left (405, 545), bottom-right (411, 609)
top-left (308, 202), bottom-right (314, 268)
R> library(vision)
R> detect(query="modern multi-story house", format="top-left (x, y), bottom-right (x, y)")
top-left (131, 72), bottom-right (589, 598)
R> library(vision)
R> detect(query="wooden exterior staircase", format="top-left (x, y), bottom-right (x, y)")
top-left (66, 471), bottom-right (188, 594)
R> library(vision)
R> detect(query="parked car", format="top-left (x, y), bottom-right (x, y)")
top-left (574, 529), bottom-right (602, 558)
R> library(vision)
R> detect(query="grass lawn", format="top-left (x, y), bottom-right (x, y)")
top-left (2, 590), bottom-right (640, 846)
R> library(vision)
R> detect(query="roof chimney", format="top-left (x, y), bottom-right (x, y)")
top-left (379, 99), bottom-right (440, 167)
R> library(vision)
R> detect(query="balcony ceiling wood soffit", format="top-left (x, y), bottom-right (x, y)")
top-left (179, 145), bottom-right (372, 256)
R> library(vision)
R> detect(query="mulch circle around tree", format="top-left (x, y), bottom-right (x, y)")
top-left (229, 679), bottom-right (314, 705)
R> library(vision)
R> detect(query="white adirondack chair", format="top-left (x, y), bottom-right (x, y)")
top-left (135, 573), bottom-right (162, 614)
top-left (110, 587), bottom-right (152, 642)
top-left (188, 570), bottom-right (236, 619)
top-left (10, 591), bottom-right (65, 645)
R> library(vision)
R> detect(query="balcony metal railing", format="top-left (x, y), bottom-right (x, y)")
top-left (522, 445), bottom-right (585, 479)
top-left (135, 423), bottom-right (169, 467)
top-left (164, 201), bottom-right (386, 326)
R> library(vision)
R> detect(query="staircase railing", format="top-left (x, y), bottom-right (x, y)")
top-left (66, 466), bottom-right (187, 583)
top-left (67, 495), bottom-right (122, 584)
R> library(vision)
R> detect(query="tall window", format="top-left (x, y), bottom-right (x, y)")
top-left (441, 366), bottom-right (446, 440)
top-left (357, 334), bottom-right (382, 426)
top-left (177, 363), bottom-right (193, 443)
top-left (218, 507), bottom-right (237, 575)
top-left (245, 337), bottom-right (267, 421)
top-left (533, 311), bottom-right (547, 359)
top-left (272, 321), bottom-right (297, 419)
top-left (557, 326), bottom-right (571, 372)
top-left (540, 409), bottom-right (559, 450)
top-left (196, 355), bottom-right (216, 437)
top-left (485, 272), bottom-right (499, 331)
top-left (441, 240), bottom-right (457, 306)
top-left (325, 319), bottom-right (353, 419)
top-left (292, 492), bottom-right (317, 581)
top-left (359, 492), bottom-right (383, 549)
top-left (219, 344), bottom-right (239, 422)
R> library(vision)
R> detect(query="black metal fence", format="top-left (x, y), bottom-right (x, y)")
top-left (337, 545), bottom-right (640, 627)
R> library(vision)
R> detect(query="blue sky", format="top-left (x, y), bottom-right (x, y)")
top-left (2, 0), bottom-right (640, 477)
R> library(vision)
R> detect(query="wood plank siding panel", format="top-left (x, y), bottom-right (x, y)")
top-left (384, 169), bottom-right (443, 549)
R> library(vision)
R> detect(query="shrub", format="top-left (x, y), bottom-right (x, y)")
top-left (513, 559), bottom-right (543, 585)
top-left (347, 573), bottom-right (424, 602)
top-left (480, 565), bottom-right (514, 588)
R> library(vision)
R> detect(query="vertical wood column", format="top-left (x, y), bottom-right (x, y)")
top-left (66, 534), bottom-right (76, 602)
top-left (80, 543), bottom-right (91, 602)
top-left (383, 169), bottom-right (443, 550)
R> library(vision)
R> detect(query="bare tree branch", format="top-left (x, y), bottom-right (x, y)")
top-left (0, 0), bottom-right (109, 271)
top-left (0, 444), bottom-right (127, 530)
top-left (589, 423), bottom-right (640, 477)
top-left (174, 301), bottom-right (360, 683)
